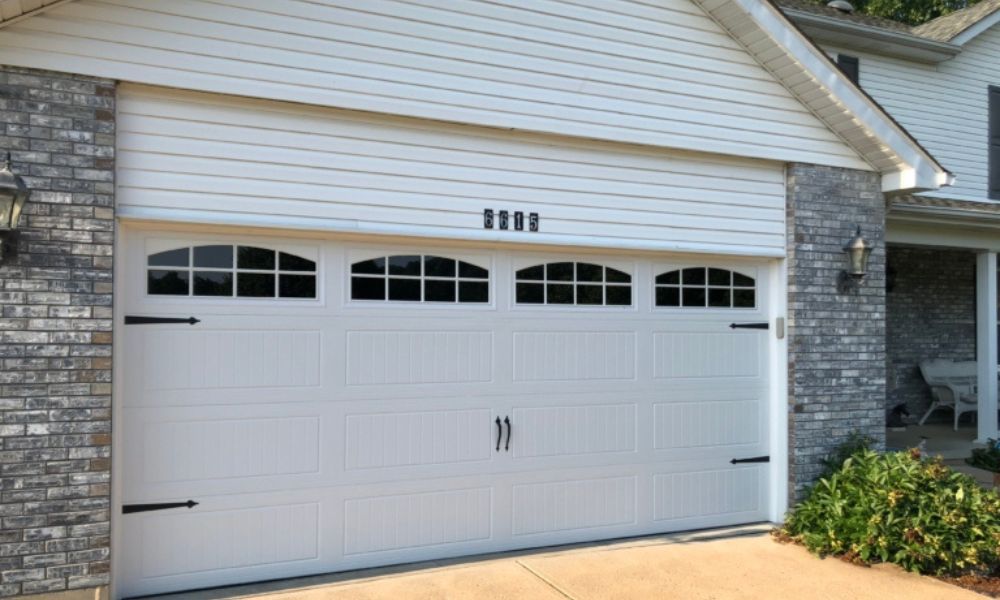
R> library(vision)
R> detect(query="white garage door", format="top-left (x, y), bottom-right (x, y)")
top-left (118, 229), bottom-right (774, 598)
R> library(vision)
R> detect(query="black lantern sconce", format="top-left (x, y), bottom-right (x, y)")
top-left (838, 225), bottom-right (873, 293)
top-left (0, 152), bottom-right (28, 265)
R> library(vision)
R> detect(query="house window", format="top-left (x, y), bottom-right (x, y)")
top-left (837, 54), bottom-right (860, 85)
top-left (350, 255), bottom-right (489, 303)
top-left (515, 262), bottom-right (632, 306)
top-left (655, 267), bottom-right (755, 308)
top-left (147, 245), bottom-right (317, 298)
top-left (990, 86), bottom-right (1000, 200)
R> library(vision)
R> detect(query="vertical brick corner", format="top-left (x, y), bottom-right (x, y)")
top-left (785, 163), bottom-right (886, 500)
top-left (0, 65), bottom-right (114, 597)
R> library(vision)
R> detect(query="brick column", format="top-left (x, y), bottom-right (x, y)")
top-left (0, 66), bottom-right (113, 597)
top-left (785, 163), bottom-right (886, 500)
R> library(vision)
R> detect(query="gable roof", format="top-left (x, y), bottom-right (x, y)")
top-left (913, 0), bottom-right (1000, 43)
top-left (777, 0), bottom-right (1000, 47)
top-left (0, 0), bottom-right (951, 193)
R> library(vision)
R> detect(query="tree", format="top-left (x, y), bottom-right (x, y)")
top-left (815, 0), bottom-right (985, 25)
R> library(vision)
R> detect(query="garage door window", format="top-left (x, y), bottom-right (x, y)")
top-left (147, 245), bottom-right (317, 299)
top-left (515, 262), bottom-right (631, 306)
top-left (351, 255), bottom-right (489, 303)
top-left (655, 267), bottom-right (755, 308)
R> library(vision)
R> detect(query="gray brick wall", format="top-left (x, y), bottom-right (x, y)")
top-left (886, 246), bottom-right (976, 419)
top-left (0, 66), bottom-right (113, 597)
top-left (785, 163), bottom-right (886, 498)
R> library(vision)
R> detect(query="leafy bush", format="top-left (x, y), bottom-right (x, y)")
top-left (778, 448), bottom-right (1000, 575)
top-left (819, 432), bottom-right (875, 479)
top-left (967, 439), bottom-right (1000, 473)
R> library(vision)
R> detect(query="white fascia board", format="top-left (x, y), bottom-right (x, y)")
top-left (950, 10), bottom-right (1000, 45)
top-left (732, 0), bottom-right (949, 194)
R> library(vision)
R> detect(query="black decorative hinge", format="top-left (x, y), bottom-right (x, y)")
top-left (122, 500), bottom-right (198, 514)
top-left (729, 322), bottom-right (769, 330)
top-left (125, 316), bottom-right (200, 325)
top-left (731, 456), bottom-right (770, 464)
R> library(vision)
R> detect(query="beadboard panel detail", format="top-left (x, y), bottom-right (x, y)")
top-left (139, 503), bottom-right (321, 578)
top-left (1, 0), bottom-right (868, 170)
top-left (345, 409), bottom-right (493, 470)
top-left (143, 417), bottom-right (320, 483)
top-left (513, 331), bottom-right (636, 381)
top-left (141, 329), bottom-right (321, 391)
top-left (111, 85), bottom-right (790, 255)
top-left (652, 331), bottom-right (759, 379)
top-left (346, 330), bottom-right (493, 386)
top-left (653, 468), bottom-right (760, 521)
top-left (512, 476), bottom-right (637, 536)
top-left (512, 404), bottom-right (637, 458)
top-left (652, 401), bottom-right (759, 449)
top-left (343, 488), bottom-right (493, 555)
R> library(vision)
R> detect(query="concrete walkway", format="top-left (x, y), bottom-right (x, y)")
top-left (159, 529), bottom-right (981, 600)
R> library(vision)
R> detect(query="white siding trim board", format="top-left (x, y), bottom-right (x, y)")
top-left (116, 85), bottom-right (787, 257)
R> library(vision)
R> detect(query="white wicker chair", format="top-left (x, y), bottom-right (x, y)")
top-left (917, 359), bottom-right (978, 431)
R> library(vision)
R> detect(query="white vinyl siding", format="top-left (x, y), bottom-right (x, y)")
top-left (0, 0), bottom-right (868, 170)
top-left (824, 26), bottom-right (1000, 201)
top-left (117, 85), bottom-right (787, 256)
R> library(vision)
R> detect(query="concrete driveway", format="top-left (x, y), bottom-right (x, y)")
top-left (159, 528), bottom-right (981, 600)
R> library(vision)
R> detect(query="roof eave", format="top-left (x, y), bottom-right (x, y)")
top-left (785, 9), bottom-right (961, 63)
top-left (948, 9), bottom-right (1000, 45)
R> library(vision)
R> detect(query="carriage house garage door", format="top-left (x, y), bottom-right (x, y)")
top-left (118, 228), bottom-right (774, 597)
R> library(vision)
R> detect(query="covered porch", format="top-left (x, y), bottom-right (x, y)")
top-left (886, 199), bottom-right (1000, 467)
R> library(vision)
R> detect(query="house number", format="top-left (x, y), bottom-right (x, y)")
top-left (483, 209), bottom-right (539, 232)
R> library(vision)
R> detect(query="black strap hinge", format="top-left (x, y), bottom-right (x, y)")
top-left (123, 500), bottom-right (198, 514)
top-left (125, 316), bottom-right (200, 325)
top-left (729, 322), bottom-right (769, 330)
top-left (731, 455), bottom-right (770, 464)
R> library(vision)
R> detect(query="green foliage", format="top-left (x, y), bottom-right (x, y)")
top-left (967, 439), bottom-right (1000, 473)
top-left (806, 0), bottom-right (986, 26)
top-left (820, 432), bottom-right (875, 479)
top-left (779, 448), bottom-right (1000, 575)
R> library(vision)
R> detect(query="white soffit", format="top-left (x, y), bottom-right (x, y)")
top-left (694, 0), bottom-right (951, 193)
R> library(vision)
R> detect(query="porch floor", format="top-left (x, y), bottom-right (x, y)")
top-left (886, 424), bottom-right (996, 489)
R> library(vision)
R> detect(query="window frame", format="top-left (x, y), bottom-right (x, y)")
top-left (510, 257), bottom-right (635, 310)
top-left (142, 238), bottom-right (321, 304)
top-left (651, 264), bottom-right (760, 312)
top-left (345, 249), bottom-right (494, 308)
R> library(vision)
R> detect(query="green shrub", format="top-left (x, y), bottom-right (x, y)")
top-left (819, 432), bottom-right (875, 479)
top-left (778, 448), bottom-right (1000, 575)
top-left (967, 439), bottom-right (1000, 473)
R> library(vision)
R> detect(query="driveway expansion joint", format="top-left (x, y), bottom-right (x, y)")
top-left (516, 560), bottom-right (578, 600)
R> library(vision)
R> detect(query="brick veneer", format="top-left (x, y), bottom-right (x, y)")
top-left (785, 163), bottom-right (886, 498)
top-left (0, 66), bottom-right (113, 597)
top-left (886, 246), bottom-right (976, 418)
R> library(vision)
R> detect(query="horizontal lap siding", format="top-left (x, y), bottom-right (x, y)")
top-left (0, 0), bottom-right (867, 170)
top-left (826, 28), bottom-right (1000, 199)
top-left (117, 86), bottom-right (787, 254)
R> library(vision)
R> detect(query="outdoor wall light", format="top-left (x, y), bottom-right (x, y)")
top-left (0, 153), bottom-right (28, 266)
top-left (838, 225), bottom-right (873, 292)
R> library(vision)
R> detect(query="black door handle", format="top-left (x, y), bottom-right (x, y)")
top-left (495, 416), bottom-right (502, 452)
top-left (504, 416), bottom-right (511, 452)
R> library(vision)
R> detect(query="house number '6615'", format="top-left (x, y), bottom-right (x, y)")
top-left (484, 209), bottom-right (539, 232)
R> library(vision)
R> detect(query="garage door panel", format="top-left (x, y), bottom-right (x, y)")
top-left (512, 330), bottom-right (637, 382)
top-left (345, 329), bottom-right (494, 386)
top-left (511, 475), bottom-right (638, 537)
top-left (653, 330), bottom-right (763, 380)
top-left (120, 490), bottom-right (332, 598)
top-left (652, 465), bottom-right (767, 523)
top-left (511, 403), bottom-right (637, 459)
top-left (652, 399), bottom-right (761, 449)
